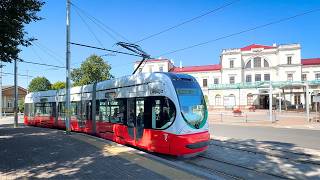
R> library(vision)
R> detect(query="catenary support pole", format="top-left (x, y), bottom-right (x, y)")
top-left (65, 0), bottom-right (71, 133)
top-left (269, 82), bottom-right (273, 122)
top-left (306, 82), bottom-right (310, 122)
top-left (14, 59), bottom-right (18, 127)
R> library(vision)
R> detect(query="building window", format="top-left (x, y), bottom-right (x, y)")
top-left (203, 79), bottom-right (208, 87)
top-left (215, 95), bottom-right (222, 106)
top-left (230, 60), bottom-right (234, 68)
top-left (245, 60), bottom-right (251, 69)
top-left (302, 74), bottom-right (307, 81)
top-left (159, 66), bottom-right (164, 72)
top-left (253, 57), bottom-right (261, 68)
top-left (214, 78), bottom-right (219, 84)
top-left (287, 73), bottom-right (293, 81)
top-left (264, 74), bottom-right (270, 81)
top-left (229, 76), bottom-right (235, 84)
top-left (7, 100), bottom-right (12, 108)
top-left (247, 93), bottom-right (253, 105)
top-left (246, 75), bottom-right (252, 83)
top-left (264, 59), bottom-right (269, 67)
top-left (316, 73), bottom-right (320, 80)
top-left (255, 74), bottom-right (261, 82)
top-left (287, 56), bottom-right (292, 65)
top-left (294, 95), bottom-right (301, 105)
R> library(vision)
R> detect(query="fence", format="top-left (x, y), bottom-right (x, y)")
top-left (208, 110), bottom-right (318, 124)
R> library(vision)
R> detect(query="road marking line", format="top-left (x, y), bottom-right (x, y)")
top-left (72, 134), bottom-right (201, 180)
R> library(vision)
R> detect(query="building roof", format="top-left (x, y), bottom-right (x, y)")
top-left (170, 64), bottom-right (221, 73)
top-left (2, 85), bottom-right (27, 92)
top-left (301, 58), bottom-right (320, 65)
top-left (240, 44), bottom-right (276, 51)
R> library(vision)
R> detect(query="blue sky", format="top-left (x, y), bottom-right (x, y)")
top-left (3, 0), bottom-right (320, 88)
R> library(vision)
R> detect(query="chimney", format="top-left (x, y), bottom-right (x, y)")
top-left (179, 61), bottom-right (182, 68)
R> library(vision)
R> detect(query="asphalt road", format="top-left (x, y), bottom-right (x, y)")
top-left (210, 124), bottom-right (320, 150)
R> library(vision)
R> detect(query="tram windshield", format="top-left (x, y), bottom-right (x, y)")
top-left (173, 80), bottom-right (207, 129)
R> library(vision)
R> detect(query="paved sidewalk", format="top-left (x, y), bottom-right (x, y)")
top-left (0, 124), bottom-right (200, 179)
top-left (209, 112), bottom-right (320, 130)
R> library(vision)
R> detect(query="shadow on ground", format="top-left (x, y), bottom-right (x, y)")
top-left (0, 125), bottom-right (165, 179)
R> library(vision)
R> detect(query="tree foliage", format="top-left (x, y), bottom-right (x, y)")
top-left (28, 76), bottom-right (51, 92)
top-left (71, 55), bottom-right (113, 86)
top-left (0, 0), bottom-right (44, 62)
top-left (51, 81), bottom-right (66, 90)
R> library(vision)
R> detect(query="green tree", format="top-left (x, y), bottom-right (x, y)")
top-left (71, 54), bottom-right (113, 86)
top-left (0, 0), bottom-right (45, 62)
top-left (28, 76), bottom-right (51, 92)
top-left (51, 81), bottom-right (66, 90)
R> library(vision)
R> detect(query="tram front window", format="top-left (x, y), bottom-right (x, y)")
top-left (175, 81), bottom-right (207, 129)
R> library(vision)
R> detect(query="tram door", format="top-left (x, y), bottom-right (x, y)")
top-left (127, 99), bottom-right (135, 140)
top-left (126, 98), bottom-right (145, 143)
top-left (135, 98), bottom-right (144, 141)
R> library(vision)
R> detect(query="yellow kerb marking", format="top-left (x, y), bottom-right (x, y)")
top-left (72, 134), bottom-right (202, 180)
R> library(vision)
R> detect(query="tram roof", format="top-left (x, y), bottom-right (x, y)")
top-left (26, 72), bottom-right (188, 99)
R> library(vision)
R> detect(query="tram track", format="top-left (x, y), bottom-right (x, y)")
top-left (194, 154), bottom-right (292, 179)
top-left (210, 139), bottom-right (320, 166)
top-left (177, 139), bottom-right (320, 179)
top-left (185, 158), bottom-right (244, 180)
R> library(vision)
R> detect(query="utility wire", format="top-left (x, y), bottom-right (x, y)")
top-left (33, 41), bottom-right (65, 60)
top-left (20, 60), bottom-right (66, 69)
top-left (73, 7), bottom-right (106, 49)
top-left (70, 2), bottom-right (129, 42)
top-left (159, 8), bottom-right (320, 56)
top-left (135, 0), bottom-right (240, 44)
top-left (32, 41), bottom-right (65, 65)
top-left (70, 42), bottom-right (143, 57)
top-left (2, 72), bottom-right (33, 77)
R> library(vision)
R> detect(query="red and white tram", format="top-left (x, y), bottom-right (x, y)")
top-left (24, 72), bottom-right (209, 156)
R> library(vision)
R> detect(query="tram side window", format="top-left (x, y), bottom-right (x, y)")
top-left (97, 100), bottom-right (108, 122)
top-left (151, 97), bottom-right (176, 129)
top-left (136, 98), bottom-right (144, 127)
top-left (34, 102), bottom-right (55, 116)
top-left (70, 101), bottom-right (78, 116)
top-left (81, 100), bottom-right (92, 120)
top-left (97, 99), bottom-right (126, 123)
top-left (58, 102), bottom-right (66, 118)
top-left (110, 99), bottom-right (126, 124)
top-left (24, 103), bottom-right (35, 117)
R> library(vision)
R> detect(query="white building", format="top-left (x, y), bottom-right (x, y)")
top-left (134, 43), bottom-right (320, 110)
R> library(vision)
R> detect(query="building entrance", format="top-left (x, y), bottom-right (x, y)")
top-left (259, 95), bottom-right (269, 109)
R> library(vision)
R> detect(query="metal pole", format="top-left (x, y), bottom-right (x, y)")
top-left (238, 88), bottom-right (241, 109)
top-left (0, 61), bottom-right (3, 119)
top-left (279, 91), bottom-right (281, 113)
top-left (315, 102), bottom-right (317, 122)
top-left (14, 59), bottom-right (18, 127)
top-left (65, 0), bottom-right (71, 133)
top-left (306, 82), bottom-right (310, 122)
top-left (269, 82), bottom-right (272, 122)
